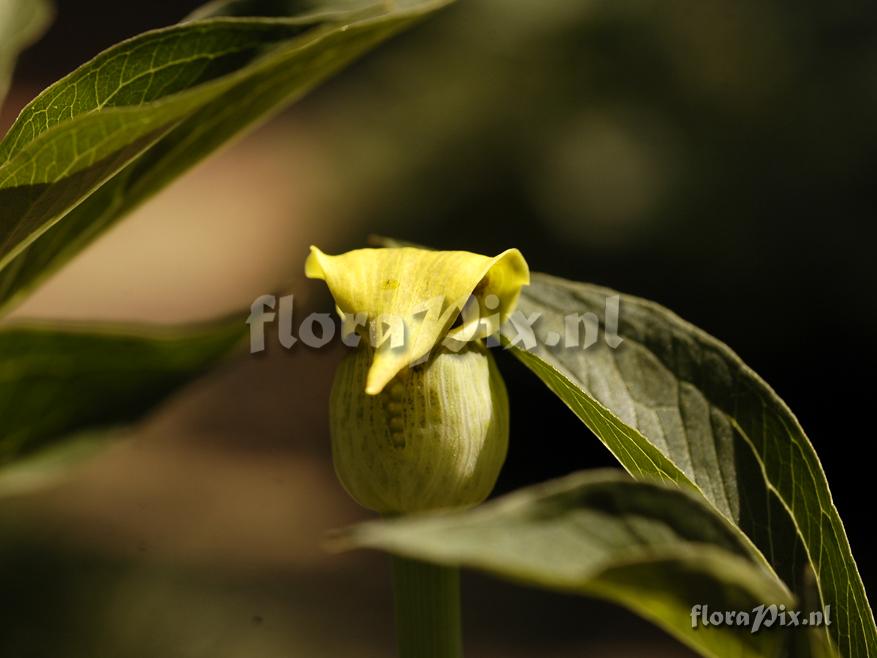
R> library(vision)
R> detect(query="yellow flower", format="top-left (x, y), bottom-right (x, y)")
top-left (306, 245), bottom-right (530, 513)
top-left (305, 246), bottom-right (529, 394)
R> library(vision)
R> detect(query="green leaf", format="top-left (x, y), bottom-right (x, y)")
top-left (185, 0), bottom-right (389, 21)
top-left (0, 316), bottom-right (243, 471)
top-left (0, 0), bottom-right (451, 314)
top-left (0, 0), bottom-right (53, 108)
top-left (505, 272), bottom-right (873, 657)
top-left (341, 470), bottom-right (797, 658)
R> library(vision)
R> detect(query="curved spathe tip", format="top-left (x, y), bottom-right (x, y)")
top-left (305, 244), bottom-right (529, 394)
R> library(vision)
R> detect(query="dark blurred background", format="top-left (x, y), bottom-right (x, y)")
top-left (1, 0), bottom-right (875, 656)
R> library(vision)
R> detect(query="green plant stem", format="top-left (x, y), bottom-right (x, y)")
top-left (391, 555), bottom-right (463, 658)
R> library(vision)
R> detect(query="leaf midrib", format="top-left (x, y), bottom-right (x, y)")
top-left (0, 11), bottom-right (399, 272)
top-left (513, 348), bottom-right (792, 594)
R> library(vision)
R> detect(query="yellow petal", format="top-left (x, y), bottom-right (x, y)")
top-left (305, 246), bottom-right (529, 394)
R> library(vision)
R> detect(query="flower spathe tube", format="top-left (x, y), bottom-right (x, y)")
top-left (306, 245), bottom-right (529, 514)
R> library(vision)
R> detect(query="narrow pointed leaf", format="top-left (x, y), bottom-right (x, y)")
top-left (0, 0), bottom-right (451, 314)
top-left (342, 470), bottom-right (797, 658)
top-left (0, 316), bottom-right (243, 472)
top-left (504, 272), bottom-right (873, 657)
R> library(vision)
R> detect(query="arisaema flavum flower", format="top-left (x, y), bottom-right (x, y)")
top-left (306, 246), bottom-right (530, 514)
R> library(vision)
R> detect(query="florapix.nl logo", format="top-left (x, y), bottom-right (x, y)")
top-left (691, 604), bottom-right (832, 634)
top-left (246, 292), bottom-right (623, 355)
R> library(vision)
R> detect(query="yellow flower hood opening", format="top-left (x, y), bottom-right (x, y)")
top-left (305, 246), bottom-right (529, 395)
